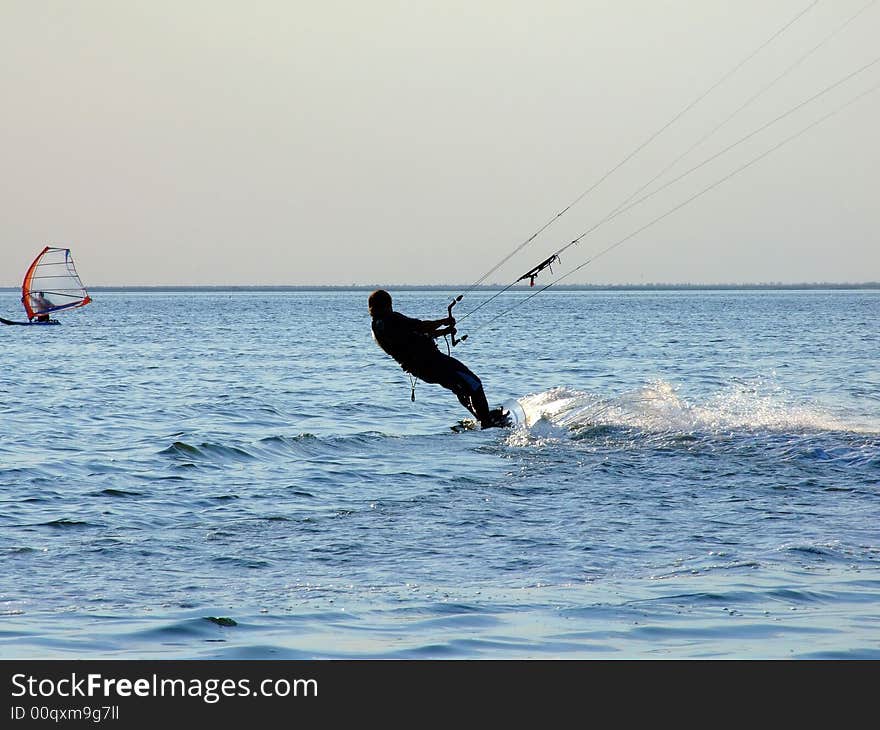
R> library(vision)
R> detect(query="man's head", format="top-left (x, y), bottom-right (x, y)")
top-left (368, 289), bottom-right (392, 318)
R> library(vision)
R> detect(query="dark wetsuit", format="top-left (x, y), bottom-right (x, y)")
top-left (372, 311), bottom-right (491, 424)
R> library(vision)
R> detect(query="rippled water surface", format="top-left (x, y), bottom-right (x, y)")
top-left (1, 288), bottom-right (878, 658)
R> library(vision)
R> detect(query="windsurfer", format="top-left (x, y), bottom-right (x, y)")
top-left (30, 292), bottom-right (52, 322)
top-left (368, 289), bottom-right (506, 428)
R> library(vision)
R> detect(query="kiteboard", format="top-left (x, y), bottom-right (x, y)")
top-left (451, 419), bottom-right (481, 433)
top-left (450, 400), bottom-right (526, 433)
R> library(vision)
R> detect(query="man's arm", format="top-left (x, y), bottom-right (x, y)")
top-left (416, 316), bottom-right (455, 339)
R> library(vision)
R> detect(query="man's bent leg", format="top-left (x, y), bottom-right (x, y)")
top-left (425, 355), bottom-right (492, 425)
top-left (469, 388), bottom-right (491, 427)
top-left (455, 392), bottom-right (478, 419)
top-left (447, 365), bottom-right (491, 426)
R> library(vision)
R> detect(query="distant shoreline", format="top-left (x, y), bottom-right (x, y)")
top-left (2, 283), bottom-right (879, 292)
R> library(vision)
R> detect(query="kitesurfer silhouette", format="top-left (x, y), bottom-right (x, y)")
top-left (368, 289), bottom-right (506, 428)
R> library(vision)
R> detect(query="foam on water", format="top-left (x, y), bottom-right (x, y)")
top-left (508, 379), bottom-right (871, 443)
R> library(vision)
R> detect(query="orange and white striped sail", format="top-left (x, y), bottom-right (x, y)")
top-left (21, 246), bottom-right (92, 321)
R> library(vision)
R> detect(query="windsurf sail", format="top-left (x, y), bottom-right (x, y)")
top-left (21, 246), bottom-right (92, 321)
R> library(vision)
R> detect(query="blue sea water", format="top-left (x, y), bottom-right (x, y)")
top-left (0, 288), bottom-right (878, 659)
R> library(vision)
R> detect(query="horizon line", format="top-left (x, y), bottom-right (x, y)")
top-left (3, 282), bottom-right (879, 291)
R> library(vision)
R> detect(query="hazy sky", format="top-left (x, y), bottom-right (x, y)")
top-left (1, 1), bottom-right (877, 286)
